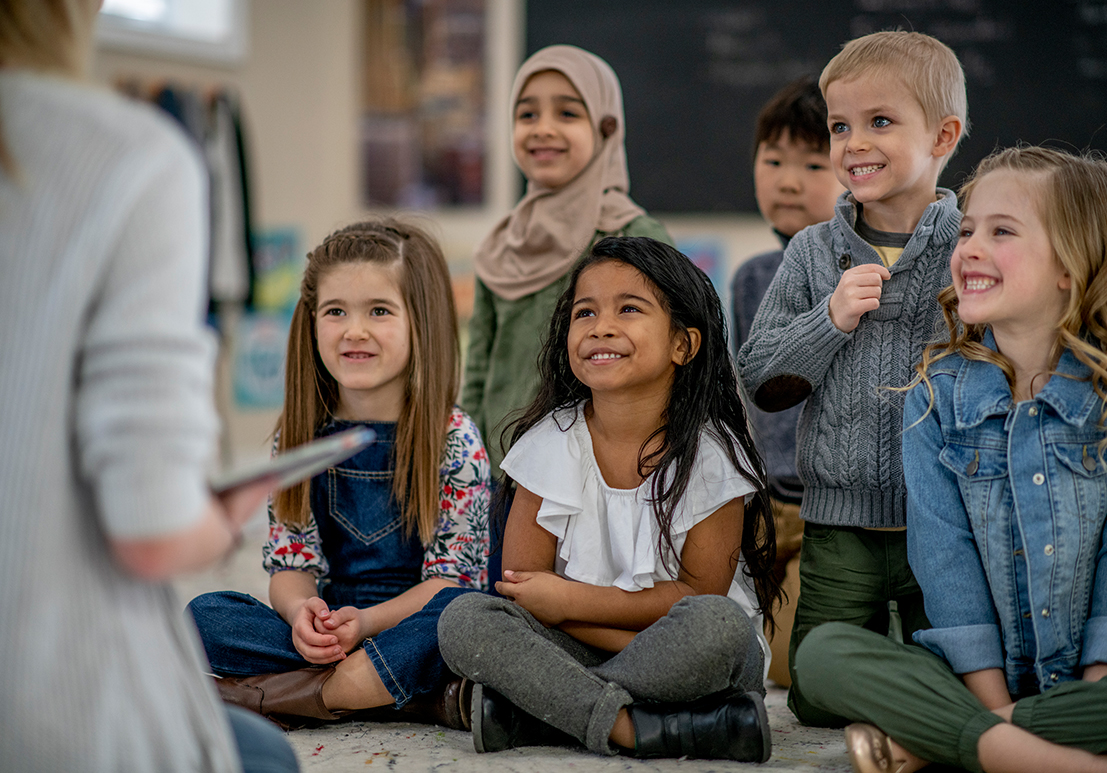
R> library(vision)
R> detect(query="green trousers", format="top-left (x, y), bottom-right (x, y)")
top-left (787, 523), bottom-right (929, 726)
top-left (795, 623), bottom-right (1107, 773)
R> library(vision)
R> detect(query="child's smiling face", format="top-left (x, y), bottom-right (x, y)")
top-left (754, 129), bottom-right (844, 238)
top-left (568, 261), bottom-right (695, 400)
top-left (825, 73), bottom-right (955, 232)
top-left (952, 169), bottom-right (1071, 342)
top-left (513, 69), bottom-right (596, 190)
top-left (314, 261), bottom-right (411, 421)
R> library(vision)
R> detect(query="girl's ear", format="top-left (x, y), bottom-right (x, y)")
top-left (600, 116), bottom-right (617, 139)
top-left (672, 327), bottom-right (702, 366)
top-left (1059, 271), bottom-right (1072, 291)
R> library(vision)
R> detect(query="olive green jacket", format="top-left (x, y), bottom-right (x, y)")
top-left (461, 215), bottom-right (673, 475)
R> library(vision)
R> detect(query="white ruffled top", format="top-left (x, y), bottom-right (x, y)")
top-left (501, 404), bottom-right (770, 667)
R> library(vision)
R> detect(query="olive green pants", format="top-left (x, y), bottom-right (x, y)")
top-left (795, 623), bottom-right (1107, 773)
top-left (787, 523), bottom-right (929, 726)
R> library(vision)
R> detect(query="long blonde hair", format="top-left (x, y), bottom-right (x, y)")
top-left (914, 146), bottom-right (1107, 428)
top-left (274, 218), bottom-right (460, 545)
top-left (0, 0), bottom-right (99, 175)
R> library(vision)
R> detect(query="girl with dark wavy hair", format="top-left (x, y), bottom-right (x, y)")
top-left (439, 236), bottom-right (781, 762)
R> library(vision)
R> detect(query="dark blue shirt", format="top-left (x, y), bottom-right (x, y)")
top-left (730, 233), bottom-right (803, 502)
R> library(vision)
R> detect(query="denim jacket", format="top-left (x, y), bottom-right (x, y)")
top-left (903, 332), bottom-right (1107, 698)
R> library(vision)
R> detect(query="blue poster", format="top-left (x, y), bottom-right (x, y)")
top-left (252, 228), bottom-right (303, 313)
top-left (233, 311), bottom-right (291, 410)
top-left (676, 237), bottom-right (728, 296)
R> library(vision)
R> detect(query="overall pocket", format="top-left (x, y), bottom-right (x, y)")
top-left (315, 464), bottom-right (424, 595)
top-left (327, 466), bottom-right (401, 545)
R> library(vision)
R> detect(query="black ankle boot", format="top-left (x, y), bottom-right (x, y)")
top-left (627, 689), bottom-right (771, 762)
top-left (396, 676), bottom-right (471, 730)
top-left (471, 683), bottom-right (576, 753)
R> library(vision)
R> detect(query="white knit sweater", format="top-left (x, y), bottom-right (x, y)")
top-left (0, 71), bottom-right (238, 771)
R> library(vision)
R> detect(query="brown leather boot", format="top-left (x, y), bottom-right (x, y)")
top-left (215, 666), bottom-right (352, 730)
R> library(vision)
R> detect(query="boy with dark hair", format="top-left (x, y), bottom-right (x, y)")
top-left (739, 31), bottom-right (967, 725)
top-left (730, 76), bottom-right (843, 687)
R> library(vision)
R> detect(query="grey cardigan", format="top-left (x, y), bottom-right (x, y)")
top-left (737, 190), bottom-right (961, 528)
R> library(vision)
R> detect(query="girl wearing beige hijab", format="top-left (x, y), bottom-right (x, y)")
top-left (461, 44), bottom-right (671, 476)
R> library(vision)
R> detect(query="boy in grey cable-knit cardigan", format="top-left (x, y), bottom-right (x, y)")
top-left (737, 31), bottom-right (967, 727)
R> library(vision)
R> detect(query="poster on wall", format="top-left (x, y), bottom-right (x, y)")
top-left (252, 228), bottom-right (303, 314)
top-left (677, 237), bottom-right (728, 299)
top-left (234, 228), bottom-right (301, 410)
top-left (233, 312), bottom-right (291, 410)
top-left (360, 0), bottom-right (486, 208)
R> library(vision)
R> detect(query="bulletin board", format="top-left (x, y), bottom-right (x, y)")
top-left (526, 0), bottom-right (1107, 212)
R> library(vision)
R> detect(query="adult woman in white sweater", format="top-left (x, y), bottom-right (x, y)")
top-left (0, 2), bottom-right (297, 770)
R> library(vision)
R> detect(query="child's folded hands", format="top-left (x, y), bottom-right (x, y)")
top-left (290, 596), bottom-right (349, 664)
top-left (316, 604), bottom-right (364, 654)
top-left (496, 569), bottom-right (571, 626)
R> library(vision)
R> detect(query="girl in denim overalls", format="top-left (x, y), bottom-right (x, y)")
top-left (189, 219), bottom-right (490, 730)
top-left (795, 147), bottom-right (1107, 773)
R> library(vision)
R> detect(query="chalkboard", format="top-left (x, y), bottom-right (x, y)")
top-left (526, 0), bottom-right (1107, 212)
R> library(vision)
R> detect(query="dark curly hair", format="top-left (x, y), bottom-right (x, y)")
top-left (497, 236), bottom-right (782, 632)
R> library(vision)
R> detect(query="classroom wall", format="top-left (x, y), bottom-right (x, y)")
top-left (92, 0), bottom-right (779, 462)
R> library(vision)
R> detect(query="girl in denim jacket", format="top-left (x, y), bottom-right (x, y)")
top-left (189, 219), bottom-right (490, 730)
top-left (794, 147), bottom-right (1107, 773)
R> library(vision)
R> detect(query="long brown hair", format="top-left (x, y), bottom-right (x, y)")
top-left (913, 146), bottom-right (1107, 432)
top-left (274, 218), bottom-right (459, 544)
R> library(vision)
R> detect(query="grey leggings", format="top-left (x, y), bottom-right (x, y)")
top-left (438, 593), bottom-right (764, 755)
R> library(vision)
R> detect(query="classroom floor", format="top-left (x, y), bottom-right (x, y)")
top-left (175, 523), bottom-right (851, 772)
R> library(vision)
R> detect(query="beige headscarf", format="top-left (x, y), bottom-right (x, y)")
top-left (475, 45), bottom-right (645, 301)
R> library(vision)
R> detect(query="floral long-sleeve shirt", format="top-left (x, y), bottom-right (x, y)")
top-left (262, 407), bottom-right (491, 590)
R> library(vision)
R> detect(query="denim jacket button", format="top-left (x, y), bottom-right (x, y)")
top-left (1044, 544), bottom-right (1054, 556)
top-left (1050, 673), bottom-right (1059, 681)
top-left (1033, 473), bottom-right (1045, 485)
top-left (1028, 406), bottom-right (1038, 416)
top-left (1042, 609), bottom-right (1050, 617)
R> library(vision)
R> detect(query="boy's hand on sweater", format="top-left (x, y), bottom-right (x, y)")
top-left (829, 264), bottom-right (890, 332)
